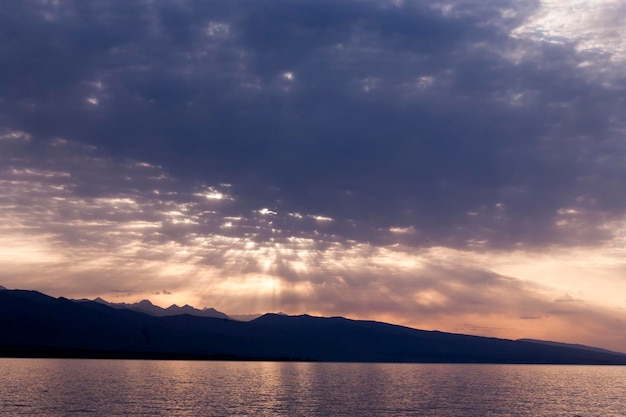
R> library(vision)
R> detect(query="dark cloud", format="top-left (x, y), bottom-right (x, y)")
top-left (3, 0), bottom-right (626, 251)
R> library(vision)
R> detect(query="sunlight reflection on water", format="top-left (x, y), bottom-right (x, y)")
top-left (0, 359), bottom-right (625, 416)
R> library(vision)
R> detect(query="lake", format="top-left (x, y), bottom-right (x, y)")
top-left (1, 359), bottom-right (625, 416)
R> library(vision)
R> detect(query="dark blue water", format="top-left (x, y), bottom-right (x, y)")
top-left (1, 359), bottom-right (625, 416)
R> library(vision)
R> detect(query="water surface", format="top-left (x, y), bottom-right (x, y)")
top-left (1, 359), bottom-right (625, 416)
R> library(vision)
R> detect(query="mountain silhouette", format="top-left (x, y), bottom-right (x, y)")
top-left (1, 289), bottom-right (625, 364)
top-left (517, 339), bottom-right (626, 356)
top-left (88, 298), bottom-right (230, 319)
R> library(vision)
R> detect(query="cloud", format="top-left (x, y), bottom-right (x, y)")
top-left (2, 0), bottom-right (626, 251)
top-left (513, 0), bottom-right (626, 64)
top-left (1, 135), bottom-right (623, 348)
top-left (554, 294), bottom-right (583, 303)
top-left (110, 289), bottom-right (135, 295)
top-left (2, 0), bottom-right (626, 351)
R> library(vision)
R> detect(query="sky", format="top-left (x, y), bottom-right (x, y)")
top-left (1, 0), bottom-right (626, 351)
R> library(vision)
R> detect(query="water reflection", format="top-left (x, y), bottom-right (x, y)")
top-left (0, 359), bottom-right (625, 416)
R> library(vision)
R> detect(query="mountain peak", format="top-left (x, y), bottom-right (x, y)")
top-left (92, 297), bottom-right (230, 319)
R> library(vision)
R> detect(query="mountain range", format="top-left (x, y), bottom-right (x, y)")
top-left (1, 287), bottom-right (625, 364)
top-left (85, 298), bottom-right (231, 319)
top-left (73, 297), bottom-right (261, 321)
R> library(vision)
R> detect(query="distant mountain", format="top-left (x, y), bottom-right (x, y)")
top-left (228, 313), bottom-right (263, 322)
top-left (229, 312), bottom-right (287, 322)
top-left (0, 285), bottom-right (6, 290)
top-left (90, 298), bottom-right (230, 319)
top-left (2, 289), bottom-right (626, 364)
top-left (518, 339), bottom-right (626, 356)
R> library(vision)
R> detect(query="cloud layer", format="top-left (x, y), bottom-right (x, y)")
top-left (1, 0), bottom-right (626, 350)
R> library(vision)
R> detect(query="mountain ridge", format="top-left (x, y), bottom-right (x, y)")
top-left (85, 297), bottom-right (231, 319)
top-left (517, 338), bottom-right (626, 356)
top-left (1, 289), bottom-right (625, 364)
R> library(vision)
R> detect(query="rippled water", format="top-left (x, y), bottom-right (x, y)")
top-left (1, 359), bottom-right (625, 416)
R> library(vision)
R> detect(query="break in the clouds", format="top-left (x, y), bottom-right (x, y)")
top-left (1, 0), bottom-right (626, 351)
